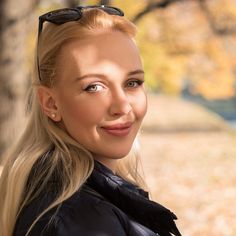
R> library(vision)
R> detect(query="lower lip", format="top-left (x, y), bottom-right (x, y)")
top-left (102, 126), bottom-right (132, 137)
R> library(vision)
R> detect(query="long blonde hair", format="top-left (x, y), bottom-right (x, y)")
top-left (0, 8), bottom-right (146, 236)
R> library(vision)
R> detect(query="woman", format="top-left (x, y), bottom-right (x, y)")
top-left (0, 5), bottom-right (181, 236)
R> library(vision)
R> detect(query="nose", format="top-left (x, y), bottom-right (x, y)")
top-left (109, 89), bottom-right (132, 116)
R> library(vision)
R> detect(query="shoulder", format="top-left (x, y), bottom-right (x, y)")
top-left (55, 189), bottom-right (127, 235)
top-left (14, 188), bottom-right (127, 236)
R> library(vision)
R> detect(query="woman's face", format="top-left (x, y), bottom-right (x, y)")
top-left (51, 31), bottom-right (147, 169)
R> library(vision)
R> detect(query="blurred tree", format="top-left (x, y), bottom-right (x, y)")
top-left (199, 0), bottom-right (236, 35)
top-left (132, 0), bottom-right (181, 23)
top-left (0, 0), bottom-right (39, 160)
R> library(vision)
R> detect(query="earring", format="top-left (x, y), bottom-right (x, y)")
top-left (51, 113), bottom-right (56, 118)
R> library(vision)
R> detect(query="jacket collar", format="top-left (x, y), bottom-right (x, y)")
top-left (93, 161), bottom-right (149, 198)
top-left (85, 161), bottom-right (182, 236)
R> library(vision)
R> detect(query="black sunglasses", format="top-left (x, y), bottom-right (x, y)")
top-left (37, 5), bottom-right (124, 81)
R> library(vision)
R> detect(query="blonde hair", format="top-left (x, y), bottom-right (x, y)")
top-left (0, 8), bottom-right (146, 236)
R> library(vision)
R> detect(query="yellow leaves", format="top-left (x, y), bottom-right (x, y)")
top-left (112, 0), bottom-right (146, 20)
top-left (189, 37), bottom-right (235, 99)
top-left (134, 4), bottom-right (189, 95)
top-left (208, 0), bottom-right (236, 28)
top-left (192, 74), bottom-right (235, 100)
top-left (132, 0), bottom-right (236, 99)
top-left (152, 56), bottom-right (186, 95)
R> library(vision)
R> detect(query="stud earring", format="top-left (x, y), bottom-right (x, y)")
top-left (51, 113), bottom-right (56, 118)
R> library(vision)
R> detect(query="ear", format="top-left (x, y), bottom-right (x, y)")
top-left (37, 86), bottom-right (62, 122)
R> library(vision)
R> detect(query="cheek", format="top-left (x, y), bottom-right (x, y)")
top-left (59, 95), bottom-right (107, 128)
top-left (133, 91), bottom-right (147, 120)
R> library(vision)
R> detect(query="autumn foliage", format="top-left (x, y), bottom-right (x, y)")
top-left (112, 0), bottom-right (236, 99)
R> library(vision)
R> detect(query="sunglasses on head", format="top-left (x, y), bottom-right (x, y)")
top-left (37, 5), bottom-right (124, 81)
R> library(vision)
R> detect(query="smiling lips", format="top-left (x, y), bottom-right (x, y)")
top-left (101, 122), bottom-right (133, 137)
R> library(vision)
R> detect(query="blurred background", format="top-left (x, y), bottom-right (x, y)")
top-left (0, 0), bottom-right (236, 235)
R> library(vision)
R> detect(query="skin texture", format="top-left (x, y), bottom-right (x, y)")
top-left (37, 30), bottom-right (147, 172)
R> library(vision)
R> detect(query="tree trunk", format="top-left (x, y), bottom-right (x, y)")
top-left (0, 0), bottom-right (38, 160)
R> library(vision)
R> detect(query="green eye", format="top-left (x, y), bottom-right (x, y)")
top-left (85, 84), bottom-right (104, 92)
top-left (126, 80), bottom-right (144, 88)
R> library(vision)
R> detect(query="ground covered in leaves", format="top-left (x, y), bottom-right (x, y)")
top-left (141, 95), bottom-right (236, 236)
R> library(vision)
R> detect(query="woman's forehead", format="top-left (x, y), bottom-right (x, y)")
top-left (56, 31), bottom-right (142, 80)
top-left (60, 30), bottom-right (140, 61)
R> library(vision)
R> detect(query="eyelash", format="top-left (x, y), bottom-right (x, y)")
top-left (126, 79), bottom-right (144, 88)
top-left (84, 84), bottom-right (104, 92)
top-left (84, 79), bottom-right (144, 93)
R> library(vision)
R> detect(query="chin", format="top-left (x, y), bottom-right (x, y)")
top-left (111, 149), bottom-right (133, 159)
top-left (96, 148), bottom-right (132, 160)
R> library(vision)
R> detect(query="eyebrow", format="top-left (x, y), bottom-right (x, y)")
top-left (127, 69), bottom-right (145, 76)
top-left (75, 69), bottom-right (145, 82)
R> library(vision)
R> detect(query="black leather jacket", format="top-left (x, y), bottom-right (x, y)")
top-left (14, 161), bottom-right (181, 236)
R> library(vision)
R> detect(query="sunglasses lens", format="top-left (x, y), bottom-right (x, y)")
top-left (40, 6), bottom-right (124, 25)
top-left (43, 9), bottom-right (82, 24)
top-left (102, 8), bottom-right (124, 16)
